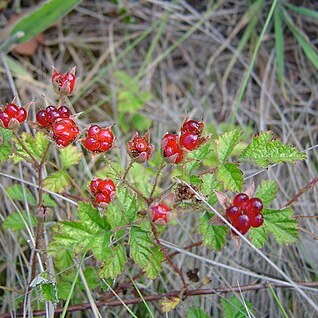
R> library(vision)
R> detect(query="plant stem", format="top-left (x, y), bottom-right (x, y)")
top-left (149, 161), bottom-right (165, 200)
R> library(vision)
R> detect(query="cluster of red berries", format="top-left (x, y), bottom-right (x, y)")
top-left (127, 132), bottom-right (154, 163)
top-left (36, 105), bottom-right (71, 128)
top-left (0, 103), bottom-right (27, 128)
top-left (82, 125), bottom-right (115, 153)
top-left (161, 119), bottom-right (205, 164)
top-left (226, 193), bottom-right (264, 235)
top-left (89, 178), bottom-right (116, 207)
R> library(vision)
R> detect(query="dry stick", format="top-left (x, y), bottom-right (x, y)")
top-left (283, 176), bottom-right (318, 208)
top-left (2, 281), bottom-right (318, 318)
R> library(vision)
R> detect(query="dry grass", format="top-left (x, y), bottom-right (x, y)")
top-left (1, 0), bottom-right (318, 317)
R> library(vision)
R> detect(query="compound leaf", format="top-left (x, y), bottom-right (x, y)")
top-left (129, 226), bottom-right (165, 279)
top-left (254, 180), bottom-right (279, 207)
top-left (240, 131), bottom-right (306, 167)
top-left (215, 130), bottom-right (242, 163)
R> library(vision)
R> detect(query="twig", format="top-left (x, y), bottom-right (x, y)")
top-left (149, 161), bottom-right (165, 200)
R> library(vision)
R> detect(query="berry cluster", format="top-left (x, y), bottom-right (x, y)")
top-left (127, 132), bottom-right (154, 163)
top-left (161, 119), bottom-right (205, 164)
top-left (36, 105), bottom-right (71, 128)
top-left (82, 125), bottom-right (115, 153)
top-left (0, 103), bottom-right (27, 128)
top-left (52, 118), bottom-right (80, 147)
top-left (89, 178), bottom-right (116, 206)
top-left (226, 193), bottom-right (264, 235)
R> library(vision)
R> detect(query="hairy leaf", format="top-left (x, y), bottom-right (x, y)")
top-left (215, 130), bottom-right (242, 163)
top-left (60, 145), bottom-right (82, 169)
top-left (240, 131), bottom-right (306, 167)
top-left (254, 180), bottom-right (278, 207)
top-left (43, 170), bottom-right (70, 192)
top-left (50, 202), bottom-right (111, 261)
top-left (99, 245), bottom-right (127, 279)
top-left (199, 212), bottom-right (228, 251)
top-left (41, 282), bottom-right (58, 303)
top-left (0, 145), bottom-right (11, 163)
top-left (217, 163), bottom-right (243, 192)
top-left (0, 126), bottom-right (13, 142)
top-left (129, 226), bottom-right (165, 279)
top-left (221, 296), bottom-right (254, 318)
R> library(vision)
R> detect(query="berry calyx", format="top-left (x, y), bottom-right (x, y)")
top-left (179, 131), bottom-right (202, 151)
top-left (52, 118), bottom-right (80, 147)
top-left (52, 66), bottom-right (77, 96)
top-left (127, 132), bottom-right (155, 163)
top-left (36, 105), bottom-right (71, 128)
top-left (0, 103), bottom-right (27, 128)
top-left (181, 119), bottom-right (204, 134)
top-left (82, 125), bottom-right (115, 153)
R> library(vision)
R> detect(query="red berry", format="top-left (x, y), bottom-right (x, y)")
top-left (127, 132), bottom-right (154, 163)
top-left (95, 192), bottom-right (111, 205)
top-left (0, 103), bottom-right (27, 128)
top-left (84, 137), bottom-right (100, 152)
top-left (52, 67), bottom-right (77, 96)
top-left (5, 103), bottom-right (18, 117)
top-left (36, 110), bottom-right (49, 126)
top-left (249, 198), bottom-right (263, 212)
top-left (99, 141), bottom-right (112, 152)
top-left (181, 119), bottom-right (204, 134)
top-left (52, 118), bottom-right (80, 147)
top-left (226, 206), bottom-right (240, 224)
top-left (90, 178), bottom-right (101, 194)
top-left (88, 125), bottom-right (101, 137)
top-left (233, 193), bottom-right (249, 208)
top-left (97, 128), bottom-right (114, 143)
top-left (235, 214), bottom-right (251, 234)
top-left (97, 179), bottom-right (116, 195)
top-left (0, 112), bottom-right (10, 127)
top-left (250, 213), bottom-right (264, 228)
top-left (58, 106), bottom-right (71, 118)
top-left (179, 132), bottom-right (202, 151)
top-left (83, 125), bottom-right (114, 153)
top-left (151, 203), bottom-right (170, 224)
top-left (163, 142), bottom-right (184, 164)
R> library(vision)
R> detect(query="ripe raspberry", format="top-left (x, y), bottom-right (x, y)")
top-left (52, 118), bottom-right (80, 147)
top-left (151, 203), bottom-right (171, 225)
top-left (36, 105), bottom-right (71, 128)
top-left (127, 132), bottom-right (155, 163)
top-left (235, 214), bottom-right (251, 235)
top-left (233, 193), bottom-right (249, 208)
top-left (161, 133), bottom-right (184, 164)
top-left (248, 198), bottom-right (263, 212)
top-left (0, 103), bottom-right (27, 128)
top-left (225, 205), bottom-right (240, 224)
top-left (249, 213), bottom-right (264, 228)
top-left (52, 66), bottom-right (77, 96)
top-left (89, 178), bottom-right (116, 206)
top-left (181, 119), bottom-right (204, 134)
top-left (179, 131), bottom-right (202, 151)
top-left (82, 125), bottom-right (115, 153)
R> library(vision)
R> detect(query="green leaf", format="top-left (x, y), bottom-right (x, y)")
top-left (0, 145), bottom-right (11, 163)
top-left (198, 212), bottom-right (228, 251)
top-left (274, 6), bottom-right (284, 87)
top-left (201, 174), bottom-right (223, 205)
top-left (99, 245), bottom-right (127, 279)
top-left (43, 194), bottom-right (57, 207)
top-left (186, 142), bottom-right (211, 174)
top-left (284, 3), bottom-right (318, 20)
top-left (43, 170), bottom-right (70, 192)
top-left (14, 132), bottom-right (49, 162)
top-left (2, 210), bottom-right (37, 231)
top-left (7, 184), bottom-right (36, 205)
top-left (41, 282), bottom-right (58, 303)
top-left (0, 126), bottom-right (13, 143)
top-left (254, 180), bottom-right (278, 207)
top-left (79, 267), bottom-right (99, 290)
top-left (50, 202), bottom-right (111, 261)
top-left (107, 187), bottom-right (137, 228)
top-left (249, 226), bottom-right (267, 248)
top-left (263, 207), bottom-right (298, 244)
top-left (59, 145), bottom-right (82, 169)
top-left (217, 163), bottom-right (243, 192)
top-left (131, 113), bottom-right (151, 131)
top-left (129, 226), bottom-right (165, 279)
top-left (215, 130), bottom-right (242, 163)
top-left (187, 307), bottom-right (210, 318)
top-left (239, 131), bottom-right (306, 167)
top-left (10, 0), bottom-right (83, 44)
top-left (221, 296), bottom-right (254, 318)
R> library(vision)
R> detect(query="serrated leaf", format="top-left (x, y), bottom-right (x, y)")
top-left (99, 245), bottom-right (127, 279)
top-left (107, 187), bottom-right (137, 229)
top-left (161, 297), bottom-right (180, 313)
top-left (59, 145), bottom-right (82, 169)
top-left (201, 173), bottom-right (223, 205)
top-left (215, 130), bottom-right (242, 163)
top-left (240, 131), bottom-right (306, 167)
top-left (2, 210), bottom-right (37, 231)
top-left (7, 184), bottom-right (36, 205)
top-left (50, 202), bottom-right (111, 261)
top-left (14, 132), bottom-right (49, 162)
top-left (221, 296), bottom-right (254, 318)
top-left (249, 226), bottom-right (267, 248)
top-left (0, 126), bottom-right (13, 143)
top-left (186, 142), bottom-right (211, 174)
top-left (263, 207), bottom-right (298, 244)
top-left (198, 212), bottom-right (228, 251)
top-left (217, 163), bottom-right (243, 192)
top-left (254, 180), bottom-right (278, 207)
top-left (43, 194), bottom-right (57, 207)
top-left (43, 170), bottom-right (69, 192)
top-left (0, 145), bottom-right (11, 162)
top-left (129, 226), bottom-right (165, 279)
top-left (187, 307), bottom-right (210, 318)
top-left (79, 267), bottom-right (99, 290)
top-left (10, 0), bottom-right (82, 44)
top-left (41, 282), bottom-right (58, 303)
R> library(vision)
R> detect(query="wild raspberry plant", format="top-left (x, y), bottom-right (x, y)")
top-left (0, 67), bottom-right (307, 310)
